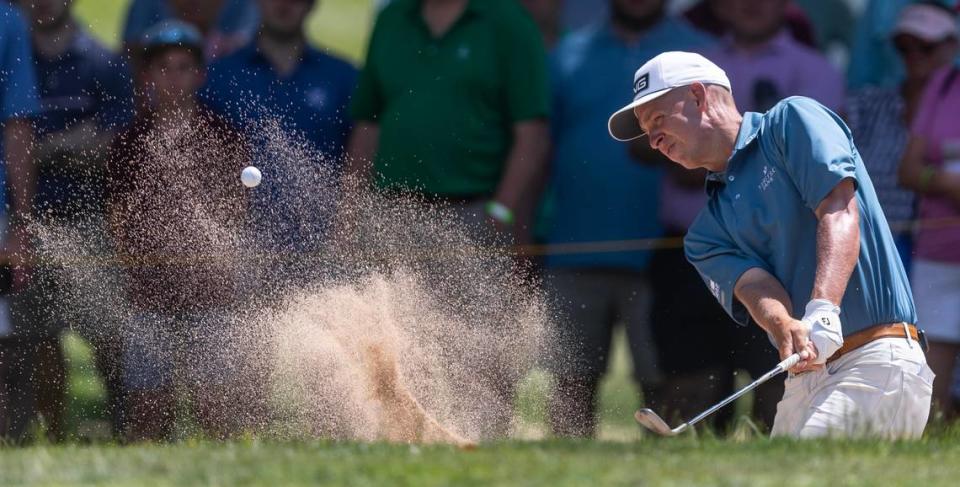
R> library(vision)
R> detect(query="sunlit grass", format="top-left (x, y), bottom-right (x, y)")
top-left (73, 0), bottom-right (375, 62)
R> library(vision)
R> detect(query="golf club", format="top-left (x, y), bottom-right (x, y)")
top-left (635, 353), bottom-right (802, 436)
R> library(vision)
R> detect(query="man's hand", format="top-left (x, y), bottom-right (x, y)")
top-left (769, 317), bottom-right (821, 373)
top-left (735, 267), bottom-right (820, 373)
top-left (801, 299), bottom-right (843, 365)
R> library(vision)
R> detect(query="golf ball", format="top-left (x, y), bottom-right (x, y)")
top-left (241, 166), bottom-right (262, 188)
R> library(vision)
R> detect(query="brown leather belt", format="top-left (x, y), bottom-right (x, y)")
top-left (826, 322), bottom-right (919, 364)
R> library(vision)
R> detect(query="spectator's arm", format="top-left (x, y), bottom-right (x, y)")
top-left (4, 118), bottom-right (36, 220)
top-left (2, 119), bottom-right (35, 280)
top-left (898, 135), bottom-right (960, 206)
top-left (493, 119), bottom-right (550, 212)
top-left (345, 11), bottom-right (386, 192)
top-left (33, 119), bottom-right (118, 169)
top-left (344, 122), bottom-right (380, 190)
top-left (494, 6), bottom-right (551, 223)
top-left (1, 7), bottom-right (39, 219)
top-left (899, 68), bottom-right (960, 205)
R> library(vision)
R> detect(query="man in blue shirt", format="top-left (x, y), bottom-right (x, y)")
top-left (202, 0), bottom-right (357, 253)
top-left (7, 0), bottom-right (133, 442)
top-left (608, 51), bottom-right (932, 437)
top-left (0, 3), bottom-right (39, 438)
top-left (202, 0), bottom-right (355, 158)
top-left (546, 0), bottom-right (719, 437)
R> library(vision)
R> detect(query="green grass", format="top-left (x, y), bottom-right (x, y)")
top-left (26, 330), bottom-right (958, 486)
top-left (4, 437), bottom-right (960, 486)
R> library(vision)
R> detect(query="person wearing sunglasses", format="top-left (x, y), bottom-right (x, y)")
top-left (896, 2), bottom-right (960, 422)
top-left (848, 4), bottom-right (958, 277)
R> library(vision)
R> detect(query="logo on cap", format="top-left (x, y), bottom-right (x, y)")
top-left (634, 73), bottom-right (649, 95)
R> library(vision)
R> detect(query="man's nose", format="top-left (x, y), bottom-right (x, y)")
top-left (648, 130), bottom-right (661, 150)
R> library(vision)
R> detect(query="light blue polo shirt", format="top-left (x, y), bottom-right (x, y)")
top-left (547, 18), bottom-right (712, 270)
top-left (684, 97), bottom-right (916, 336)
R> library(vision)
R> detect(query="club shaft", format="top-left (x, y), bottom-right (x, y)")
top-left (683, 354), bottom-right (799, 429)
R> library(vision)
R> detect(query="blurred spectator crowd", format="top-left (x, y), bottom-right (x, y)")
top-left (1, 0), bottom-right (960, 442)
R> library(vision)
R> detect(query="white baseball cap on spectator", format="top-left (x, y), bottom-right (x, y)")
top-left (892, 3), bottom-right (958, 42)
top-left (608, 51), bottom-right (731, 142)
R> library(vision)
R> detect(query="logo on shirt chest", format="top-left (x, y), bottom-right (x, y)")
top-left (759, 165), bottom-right (777, 191)
top-left (305, 88), bottom-right (328, 111)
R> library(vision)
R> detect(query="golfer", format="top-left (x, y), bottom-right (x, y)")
top-left (608, 51), bottom-right (933, 438)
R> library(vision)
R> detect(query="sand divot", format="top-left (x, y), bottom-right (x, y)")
top-left (29, 114), bottom-right (549, 445)
top-left (366, 344), bottom-right (475, 447)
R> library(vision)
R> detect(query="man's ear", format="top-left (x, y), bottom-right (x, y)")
top-left (690, 82), bottom-right (707, 110)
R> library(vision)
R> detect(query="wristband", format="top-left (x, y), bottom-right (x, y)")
top-left (485, 200), bottom-right (515, 225)
top-left (918, 166), bottom-right (936, 194)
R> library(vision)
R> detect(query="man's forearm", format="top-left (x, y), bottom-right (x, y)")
top-left (735, 267), bottom-right (796, 337)
top-left (735, 267), bottom-right (819, 368)
top-left (492, 120), bottom-right (550, 210)
top-left (35, 121), bottom-right (115, 170)
top-left (344, 122), bottom-right (380, 190)
top-left (812, 180), bottom-right (860, 304)
top-left (4, 119), bottom-right (36, 219)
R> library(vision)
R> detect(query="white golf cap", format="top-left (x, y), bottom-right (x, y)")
top-left (892, 4), bottom-right (958, 43)
top-left (608, 51), bottom-right (731, 142)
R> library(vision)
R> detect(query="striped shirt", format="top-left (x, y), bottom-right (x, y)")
top-left (845, 87), bottom-right (915, 231)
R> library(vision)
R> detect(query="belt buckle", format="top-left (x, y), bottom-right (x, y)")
top-left (918, 328), bottom-right (930, 353)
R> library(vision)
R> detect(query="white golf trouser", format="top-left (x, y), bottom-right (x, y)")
top-left (771, 336), bottom-right (934, 438)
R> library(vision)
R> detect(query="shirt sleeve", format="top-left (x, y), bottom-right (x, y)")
top-left (684, 207), bottom-right (770, 326)
top-left (773, 97), bottom-right (858, 211)
top-left (497, 7), bottom-right (550, 122)
top-left (1, 10), bottom-right (40, 120)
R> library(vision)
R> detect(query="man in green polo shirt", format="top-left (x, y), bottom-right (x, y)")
top-left (346, 0), bottom-right (550, 243)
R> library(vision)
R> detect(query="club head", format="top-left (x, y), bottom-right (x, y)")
top-left (634, 409), bottom-right (687, 436)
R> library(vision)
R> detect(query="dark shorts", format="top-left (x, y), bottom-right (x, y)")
top-left (545, 268), bottom-right (660, 384)
top-left (9, 217), bottom-right (114, 340)
top-left (122, 311), bottom-right (258, 391)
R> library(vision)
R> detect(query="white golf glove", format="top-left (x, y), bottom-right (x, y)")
top-left (802, 299), bottom-right (844, 365)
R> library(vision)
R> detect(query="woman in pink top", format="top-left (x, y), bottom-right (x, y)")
top-left (899, 5), bottom-right (960, 418)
